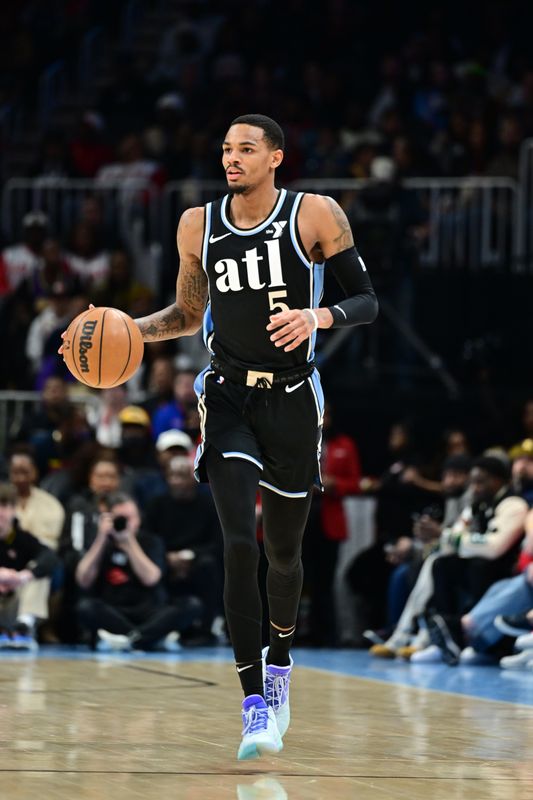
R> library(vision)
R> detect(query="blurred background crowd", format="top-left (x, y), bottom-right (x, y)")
top-left (2, 0), bottom-right (533, 669)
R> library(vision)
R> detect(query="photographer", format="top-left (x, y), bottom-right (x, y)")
top-left (75, 491), bottom-right (200, 650)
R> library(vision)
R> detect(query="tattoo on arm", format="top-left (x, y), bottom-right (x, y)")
top-left (135, 256), bottom-right (208, 342)
top-left (180, 260), bottom-right (208, 313)
top-left (326, 197), bottom-right (354, 254)
top-left (137, 304), bottom-right (187, 341)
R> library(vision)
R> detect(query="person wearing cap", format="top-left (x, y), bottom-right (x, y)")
top-left (155, 429), bottom-right (194, 473)
top-left (418, 456), bottom-right (529, 664)
top-left (0, 210), bottom-right (48, 296)
top-left (118, 406), bottom-right (163, 507)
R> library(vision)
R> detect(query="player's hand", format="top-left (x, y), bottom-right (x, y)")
top-left (58, 303), bottom-right (95, 355)
top-left (267, 309), bottom-right (317, 352)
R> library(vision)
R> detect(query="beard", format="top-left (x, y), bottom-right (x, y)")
top-left (227, 183), bottom-right (249, 195)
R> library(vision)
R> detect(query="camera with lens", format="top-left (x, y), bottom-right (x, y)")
top-left (112, 514), bottom-right (128, 533)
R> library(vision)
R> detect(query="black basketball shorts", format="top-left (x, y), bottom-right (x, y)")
top-left (193, 365), bottom-right (324, 498)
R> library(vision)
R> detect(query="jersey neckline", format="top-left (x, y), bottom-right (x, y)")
top-left (221, 188), bottom-right (287, 235)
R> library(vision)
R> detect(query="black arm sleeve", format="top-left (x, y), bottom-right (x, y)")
top-left (326, 247), bottom-right (379, 327)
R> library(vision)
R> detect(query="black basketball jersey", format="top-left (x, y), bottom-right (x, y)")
top-left (201, 188), bottom-right (324, 370)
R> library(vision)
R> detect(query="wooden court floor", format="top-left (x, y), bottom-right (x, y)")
top-left (1, 653), bottom-right (532, 800)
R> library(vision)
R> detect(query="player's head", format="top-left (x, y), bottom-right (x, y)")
top-left (223, 114), bottom-right (284, 195)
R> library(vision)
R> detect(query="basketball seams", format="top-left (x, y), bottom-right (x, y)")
top-left (97, 309), bottom-right (107, 387)
top-left (114, 310), bottom-right (132, 385)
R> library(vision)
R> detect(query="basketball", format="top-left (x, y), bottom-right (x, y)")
top-left (62, 306), bottom-right (144, 389)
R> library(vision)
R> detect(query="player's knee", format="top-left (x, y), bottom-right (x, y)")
top-left (224, 536), bottom-right (259, 571)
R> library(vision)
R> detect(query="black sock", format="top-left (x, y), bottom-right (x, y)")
top-left (235, 659), bottom-right (264, 698)
top-left (267, 621), bottom-right (296, 666)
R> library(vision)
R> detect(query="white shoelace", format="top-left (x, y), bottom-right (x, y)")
top-left (242, 706), bottom-right (268, 735)
top-left (265, 674), bottom-right (290, 711)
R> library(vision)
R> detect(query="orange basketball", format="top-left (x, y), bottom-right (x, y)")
top-left (62, 306), bottom-right (144, 389)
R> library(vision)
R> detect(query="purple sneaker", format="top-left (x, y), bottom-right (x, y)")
top-left (262, 647), bottom-right (293, 738)
top-left (237, 694), bottom-right (283, 760)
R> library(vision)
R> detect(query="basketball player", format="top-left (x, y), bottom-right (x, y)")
top-left (135, 115), bottom-right (378, 758)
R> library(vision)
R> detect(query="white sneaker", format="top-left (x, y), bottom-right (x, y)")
top-left (459, 646), bottom-right (496, 665)
top-left (237, 694), bottom-right (283, 760)
top-left (262, 646), bottom-right (293, 738)
top-left (515, 632), bottom-right (533, 650)
top-left (410, 644), bottom-right (444, 664)
top-left (96, 629), bottom-right (131, 652)
top-left (500, 649), bottom-right (533, 670)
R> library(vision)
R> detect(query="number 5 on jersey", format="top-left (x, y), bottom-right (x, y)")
top-left (268, 289), bottom-right (289, 313)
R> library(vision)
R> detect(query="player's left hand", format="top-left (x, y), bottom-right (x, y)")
top-left (267, 309), bottom-right (316, 352)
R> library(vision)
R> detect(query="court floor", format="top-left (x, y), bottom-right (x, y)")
top-left (1, 646), bottom-right (533, 799)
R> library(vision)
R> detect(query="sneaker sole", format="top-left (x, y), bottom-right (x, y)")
top-left (237, 736), bottom-right (283, 760)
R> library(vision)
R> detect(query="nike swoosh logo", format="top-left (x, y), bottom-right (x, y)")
top-left (278, 631), bottom-right (295, 638)
top-left (209, 232), bottom-right (232, 244)
top-left (236, 664), bottom-right (254, 673)
top-left (285, 381), bottom-right (305, 394)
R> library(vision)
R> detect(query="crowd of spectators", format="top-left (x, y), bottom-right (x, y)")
top-left (4, 1), bottom-right (532, 187)
top-left (1, 364), bottom-right (533, 676)
top-left (2, 2), bottom-right (533, 673)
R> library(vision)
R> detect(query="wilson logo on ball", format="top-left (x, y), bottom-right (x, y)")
top-left (78, 319), bottom-right (98, 373)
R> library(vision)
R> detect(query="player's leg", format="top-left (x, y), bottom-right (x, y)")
top-left (205, 447), bottom-right (282, 759)
top-left (261, 486), bottom-right (313, 736)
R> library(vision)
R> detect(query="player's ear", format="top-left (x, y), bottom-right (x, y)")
top-left (271, 149), bottom-right (284, 169)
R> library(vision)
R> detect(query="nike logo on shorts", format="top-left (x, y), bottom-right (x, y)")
top-left (285, 380), bottom-right (305, 394)
top-left (209, 232), bottom-right (232, 244)
top-left (278, 631), bottom-right (294, 638)
top-left (236, 664), bottom-right (254, 673)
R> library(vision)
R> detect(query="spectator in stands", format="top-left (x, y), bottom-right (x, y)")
top-left (58, 455), bottom-right (122, 642)
top-left (0, 211), bottom-right (47, 296)
top-left (455, 515), bottom-right (533, 668)
top-left (75, 491), bottom-right (199, 651)
top-left (347, 419), bottom-right (436, 634)
top-left (69, 110), bottom-right (114, 178)
top-left (117, 405), bottom-right (163, 506)
top-left (95, 134), bottom-right (166, 199)
top-left (10, 449), bottom-right (65, 552)
top-left (92, 248), bottom-right (154, 318)
top-left (0, 483), bottom-right (57, 649)
top-left (65, 221), bottom-right (110, 290)
top-left (151, 367), bottom-right (198, 439)
top-left (419, 456), bottom-right (528, 663)
top-left (301, 403), bottom-right (361, 646)
top-left (17, 376), bottom-right (74, 474)
top-left (25, 275), bottom-right (81, 382)
top-left (142, 355), bottom-right (176, 417)
top-left (86, 386), bottom-right (128, 449)
top-left (144, 455), bottom-right (222, 644)
top-left (16, 238), bottom-right (76, 313)
top-left (155, 429), bottom-right (194, 473)
top-left (368, 454), bottom-right (472, 658)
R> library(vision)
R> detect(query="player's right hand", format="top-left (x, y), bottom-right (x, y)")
top-left (58, 303), bottom-right (95, 355)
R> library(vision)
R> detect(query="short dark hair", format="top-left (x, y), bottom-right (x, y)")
top-left (473, 455), bottom-right (510, 482)
top-left (0, 483), bottom-right (17, 506)
top-left (105, 491), bottom-right (136, 510)
top-left (230, 114), bottom-right (284, 150)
